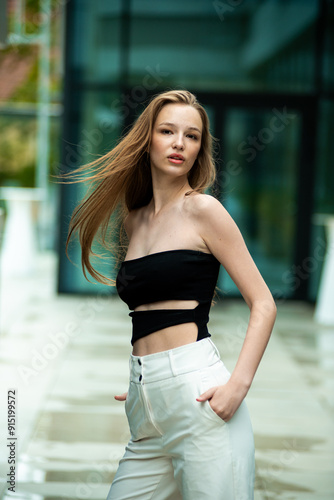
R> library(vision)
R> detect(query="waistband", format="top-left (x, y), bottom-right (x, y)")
top-left (129, 338), bottom-right (221, 384)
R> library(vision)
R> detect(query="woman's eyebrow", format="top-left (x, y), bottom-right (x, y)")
top-left (157, 121), bottom-right (201, 134)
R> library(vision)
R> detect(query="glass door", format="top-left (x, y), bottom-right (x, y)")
top-left (205, 104), bottom-right (303, 299)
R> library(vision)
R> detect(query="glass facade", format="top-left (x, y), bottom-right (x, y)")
top-left (219, 106), bottom-right (301, 298)
top-left (58, 0), bottom-right (334, 301)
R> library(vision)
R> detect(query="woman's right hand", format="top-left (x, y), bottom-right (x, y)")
top-left (114, 392), bottom-right (127, 401)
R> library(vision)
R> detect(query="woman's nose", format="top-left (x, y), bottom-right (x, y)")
top-left (173, 135), bottom-right (185, 150)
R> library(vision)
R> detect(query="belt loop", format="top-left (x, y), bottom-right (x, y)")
top-left (168, 350), bottom-right (178, 377)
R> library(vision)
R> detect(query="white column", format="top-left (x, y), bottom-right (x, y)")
top-left (314, 215), bottom-right (334, 325)
top-left (0, 187), bottom-right (45, 277)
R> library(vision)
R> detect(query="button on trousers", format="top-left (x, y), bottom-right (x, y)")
top-left (106, 338), bottom-right (255, 500)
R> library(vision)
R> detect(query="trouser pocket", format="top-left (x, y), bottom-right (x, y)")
top-left (197, 361), bottom-right (231, 425)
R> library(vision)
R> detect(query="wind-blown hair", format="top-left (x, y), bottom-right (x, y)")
top-left (63, 89), bottom-right (218, 285)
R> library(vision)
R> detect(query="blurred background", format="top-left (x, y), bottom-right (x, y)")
top-left (0, 1), bottom-right (334, 499)
top-left (0, 0), bottom-right (333, 300)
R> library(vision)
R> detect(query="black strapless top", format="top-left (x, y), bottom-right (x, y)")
top-left (116, 249), bottom-right (220, 346)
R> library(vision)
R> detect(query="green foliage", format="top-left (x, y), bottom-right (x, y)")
top-left (0, 165), bottom-right (35, 187)
top-left (0, 117), bottom-right (36, 187)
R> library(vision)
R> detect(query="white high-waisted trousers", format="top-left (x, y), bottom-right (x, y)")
top-left (106, 337), bottom-right (255, 500)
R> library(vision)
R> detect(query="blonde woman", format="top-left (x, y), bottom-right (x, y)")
top-left (66, 90), bottom-right (277, 499)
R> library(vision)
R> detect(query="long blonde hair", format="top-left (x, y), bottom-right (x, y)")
top-left (63, 90), bottom-right (218, 285)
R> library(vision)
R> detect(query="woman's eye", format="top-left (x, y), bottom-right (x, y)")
top-left (160, 129), bottom-right (198, 140)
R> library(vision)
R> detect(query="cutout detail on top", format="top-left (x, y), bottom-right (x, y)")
top-left (134, 299), bottom-right (199, 312)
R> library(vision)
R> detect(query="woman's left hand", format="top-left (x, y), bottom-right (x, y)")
top-left (196, 379), bottom-right (248, 422)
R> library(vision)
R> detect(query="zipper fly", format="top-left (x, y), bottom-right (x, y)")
top-left (141, 382), bottom-right (163, 436)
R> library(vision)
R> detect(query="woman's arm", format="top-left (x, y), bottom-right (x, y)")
top-left (193, 194), bottom-right (277, 421)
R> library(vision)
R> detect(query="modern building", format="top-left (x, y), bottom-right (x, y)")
top-left (58, 0), bottom-right (334, 302)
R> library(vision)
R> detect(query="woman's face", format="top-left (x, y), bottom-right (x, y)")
top-left (149, 103), bottom-right (202, 177)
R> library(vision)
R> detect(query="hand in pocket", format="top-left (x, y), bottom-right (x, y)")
top-left (114, 392), bottom-right (127, 401)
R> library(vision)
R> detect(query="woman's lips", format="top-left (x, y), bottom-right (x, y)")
top-left (168, 155), bottom-right (185, 164)
top-left (168, 158), bottom-right (184, 164)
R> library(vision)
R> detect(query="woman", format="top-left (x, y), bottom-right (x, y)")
top-left (65, 90), bottom-right (277, 499)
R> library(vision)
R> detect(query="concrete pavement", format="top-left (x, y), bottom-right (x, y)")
top-left (0, 251), bottom-right (333, 499)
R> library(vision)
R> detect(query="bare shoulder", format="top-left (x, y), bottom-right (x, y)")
top-left (185, 192), bottom-right (241, 245)
top-left (184, 192), bottom-right (228, 220)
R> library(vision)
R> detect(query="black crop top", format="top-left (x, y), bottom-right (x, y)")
top-left (116, 249), bottom-right (220, 346)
